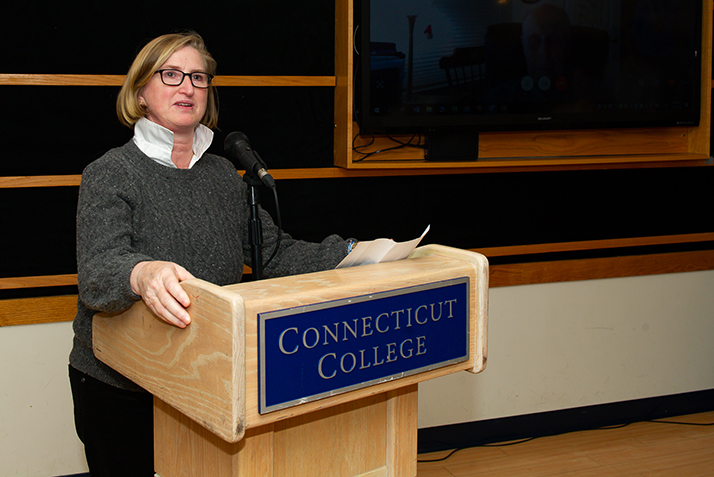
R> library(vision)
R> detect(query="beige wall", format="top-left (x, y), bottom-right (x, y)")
top-left (419, 270), bottom-right (714, 428)
top-left (2, 270), bottom-right (713, 476)
top-left (0, 321), bottom-right (86, 476)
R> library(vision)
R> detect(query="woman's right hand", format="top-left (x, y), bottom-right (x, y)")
top-left (130, 261), bottom-right (196, 328)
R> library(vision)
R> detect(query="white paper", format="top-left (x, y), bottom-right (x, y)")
top-left (336, 225), bottom-right (430, 269)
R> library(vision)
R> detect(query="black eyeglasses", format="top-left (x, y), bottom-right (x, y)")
top-left (155, 69), bottom-right (214, 89)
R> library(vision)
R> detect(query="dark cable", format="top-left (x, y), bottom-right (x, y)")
top-left (416, 417), bottom-right (714, 464)
top-left (263, 184), bottom-right (282, 269)
top-left (352, 131), bottom-right (425, 162)
top-left (648, 419), bottom-right (714, 426)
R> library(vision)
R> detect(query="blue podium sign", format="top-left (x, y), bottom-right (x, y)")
top-left (258, 277), bottom-right (470, 414)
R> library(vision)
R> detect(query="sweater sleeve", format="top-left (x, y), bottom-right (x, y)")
top-left (247, 207), bottom-right (353, 278)
top-left (76, 157), bottom-right (153, 313)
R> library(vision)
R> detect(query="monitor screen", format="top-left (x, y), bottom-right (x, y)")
top-left (355, 0), bottom-right (702, 135)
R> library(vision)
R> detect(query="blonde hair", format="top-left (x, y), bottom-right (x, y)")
top-left (116, 31), bottom-right (219, 129)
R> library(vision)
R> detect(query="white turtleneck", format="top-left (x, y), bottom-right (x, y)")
top-left (132, 117), bottom-right (214, 169)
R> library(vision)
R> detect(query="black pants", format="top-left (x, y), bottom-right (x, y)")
top-left (69, 366), bottom-right (154, 476)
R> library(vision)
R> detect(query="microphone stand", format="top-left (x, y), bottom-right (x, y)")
top-left (243, 172), bottom-right (265, 281)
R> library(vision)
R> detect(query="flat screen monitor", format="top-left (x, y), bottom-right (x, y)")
top-left (355, 0), bottom-right (703, 138)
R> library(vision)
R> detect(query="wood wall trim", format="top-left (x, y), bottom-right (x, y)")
top-left (0, 74), bottom-right (335, 87)
top-left (0, 175), bottom-right (82, 188)
top-left (0, 295), bottom-right (77, 326)
top-left (474, 233), bottom-right (714, 257)
top-left (0, 74), bottom-right (127, 86)
top-left (0, 169), bottom-right (433, 189)
top-left (0, 274), bottom-right (78, 290)
top-left (2, 155), bottom-right (712, 190)
top-left (214, 76), bottom-right (335, 87)
top-left (489, 250), bottom-right (714, 288)
top-left (345, 155), bottom-right (711, 172)
top-left (349, 131), bottom-right (699, 165)
top-left (3, 250), bottom-right (714, 327)
top-left (3, 233), bottom-right (712, 290)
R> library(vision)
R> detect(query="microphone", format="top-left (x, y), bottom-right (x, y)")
top-left (224, 131), bottom-right (276, 188)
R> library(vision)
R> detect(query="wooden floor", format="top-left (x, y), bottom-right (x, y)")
top-left (416, 411), bottom-right (714, 477)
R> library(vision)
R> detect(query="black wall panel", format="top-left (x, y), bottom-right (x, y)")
top-left (267, 168), bottom-right (712, 251)
top-left (4, 87), bottom-right (131, 176)
top-left (2, 1), bottom-right (335, 75)
top-left (4, 166), bottom-right (710, 280)
top-left (216, 87), bottom-right (336, 169)
top-left (1, 1), bottom-right (711, 299)
top-left (0, 188), bottom-right (78, 278)
top-left (1, 86), bottom-right (334, 176)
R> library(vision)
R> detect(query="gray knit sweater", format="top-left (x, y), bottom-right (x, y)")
top-left (70, 140), bottom-right (350, 391)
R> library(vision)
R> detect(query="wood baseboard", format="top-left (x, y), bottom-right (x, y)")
top-left (2, 248), bottom-right (714, 327)
top-left (417, 388), bottom-right (714, 454)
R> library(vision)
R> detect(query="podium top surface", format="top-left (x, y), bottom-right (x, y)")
top-left (93, 245), bottom-right (488, 443)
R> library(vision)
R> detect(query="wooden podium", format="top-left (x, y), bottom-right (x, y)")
top-left (93, 244), bottom-right (488, 477)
